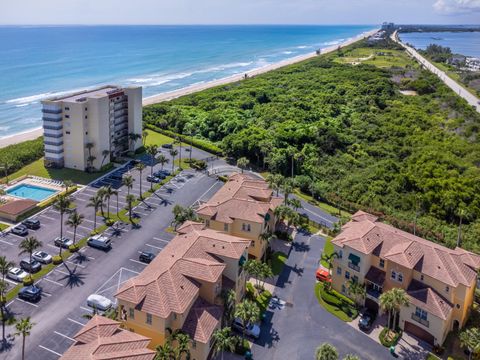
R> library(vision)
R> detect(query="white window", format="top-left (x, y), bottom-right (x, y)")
top-left (345, 271), bottom-right (350, 280)
top-left (224, 223), bottom-right (228, 232)
top-left (205, 219), bottom-right (210, 227)
top-left (338, 250), bottom-right (343, 259)
top-left (415, 307), bottom-right (428, 320)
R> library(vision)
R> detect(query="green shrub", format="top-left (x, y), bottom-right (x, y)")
top-left (69, 244), bottom-right (79, 252)
top-left (379, 328), bottom-right (402, 347)
top-left (22, 276), bottom-right (34, 286)
top-left (218, 175), bottom-right (228, 182)
top-left (0, 137), bottom-right (44, 180)
top-left (52, 255), bottom-right (63, 265)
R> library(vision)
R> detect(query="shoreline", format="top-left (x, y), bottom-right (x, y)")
top-left (0, 28), bottom-right (378, 149)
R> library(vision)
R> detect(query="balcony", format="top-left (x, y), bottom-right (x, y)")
top-left (42, 115), bottom-right (62, 122)
top-left (366, 286), bottom-right (382, 301)
top-left (45, 148), bottom-right (64, 155)
top-left (44, 141), bottom-right (64, 146)
top-left (44, 132), bottom-right (63, 139)
top-left (43, 124), bottom-right (63, 131)
top-left (348, 262), bottom-right (360, 272)
top-left (411, 313), bottom-right (429, 328)
top-left (42, 108), bottom-right (62, 115)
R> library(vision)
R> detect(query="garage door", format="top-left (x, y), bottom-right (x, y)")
top-left (404, 321), bottom-right (435, 345)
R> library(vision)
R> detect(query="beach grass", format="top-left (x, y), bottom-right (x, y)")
top-left (1, 157), bottom-right (109, 185)
top-left (334, 48), bottom-right (412, 68)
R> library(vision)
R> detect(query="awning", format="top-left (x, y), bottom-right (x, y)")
top-left (348, 253), bottom-right (360, 265)
top-left (365, 266), bottom-right (386, 286)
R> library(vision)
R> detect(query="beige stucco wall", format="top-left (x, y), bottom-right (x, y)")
top-left (63, 101), bottom-right (87, 170)
top-left (125, 86), bottom-right (143, 149)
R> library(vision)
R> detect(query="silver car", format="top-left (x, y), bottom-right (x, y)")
top-left (32, 251), bottom-right (52, 264)
top-left (7, 267), bottom-right (28, 282)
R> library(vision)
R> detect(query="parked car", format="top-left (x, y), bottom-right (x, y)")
top-left (54, 236), bottom-right (73, 249)
top-left (32, 251), bottom-right (52, 264)
top-left (358, 309), bottom-right (377, 331)
top-left (11, 225), bottom-right (28, 237)
top-left (161, 143), bottom-right (173, 149)
top-left (22, 219), bottom-right (40, 230)
top-left (153, 171), bottom-right (167, 179)
top-left (232, 318), bottom-right (261, 339)
top-left (7, 267), bottom-right (28, 282)
top-left (146, 175), bottom-right (161, 183)
top-left (18, 285), bottom-right (42, 302)
top-left (87, 294), bottom-right (112, 311)
top-left (20, 258), bottom-right (42, 273)
top-left (316, 268), bottom-right (332, 283)
top-left (87, 234), bottom-right (111, 251)
top-left (139, 251), bottom-right (155, 264)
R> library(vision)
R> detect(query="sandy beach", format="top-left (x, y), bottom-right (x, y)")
top-left (0, 28), bottom-right (377, 149)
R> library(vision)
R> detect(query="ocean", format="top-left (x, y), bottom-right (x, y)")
top-left (0, 25), bottom-right (375, 139)
top-left (399, 31), bottom-right (480, 58)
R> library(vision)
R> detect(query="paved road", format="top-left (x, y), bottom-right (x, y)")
top-left (393, 31), bottom-right (480, 113)
top-left (252, 230), bottom-right (390, 360)
top-left (0, 170), bottom-right (223, 359)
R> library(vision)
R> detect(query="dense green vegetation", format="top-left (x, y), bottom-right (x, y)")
top-left (0, 137), bottom-right (43, 180)
top-left (144, 39), bottom-right (480, 252)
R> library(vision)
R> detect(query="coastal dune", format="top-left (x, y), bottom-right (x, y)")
top-left (0, 29), bottom-right (378, 149)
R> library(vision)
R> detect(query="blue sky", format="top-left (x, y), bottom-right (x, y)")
top-left (1, 0), bottom-right (479, 25)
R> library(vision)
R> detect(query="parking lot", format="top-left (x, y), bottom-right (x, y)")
top-left (1, 143), bottom-right (224, 359)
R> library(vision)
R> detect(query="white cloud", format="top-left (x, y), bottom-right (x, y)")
top-left (433, 0), bottom-right (480, 14)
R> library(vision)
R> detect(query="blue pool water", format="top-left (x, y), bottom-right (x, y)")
top-left (6, 184), bottom-right (58, 202)
top-left (0, 25), bottom-right (375, 138)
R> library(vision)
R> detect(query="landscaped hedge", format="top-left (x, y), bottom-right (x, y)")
top-left (0, 137), bottom-right (44, 180)
top-left (144, 124), bottom-right (223, 155)
top-left (379, 328), bottom-right (402, 347)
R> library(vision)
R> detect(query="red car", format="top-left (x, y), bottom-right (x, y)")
top-left (316, 268), bottom-right (332, 283)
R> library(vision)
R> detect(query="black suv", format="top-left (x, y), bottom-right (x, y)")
top-left (358, 309), bottom-right (377, 331)
top-left (20, 258), bottom-right (42, 273)
top-left (11, 225), bottom-right (28, 237)
top-left (22, 219), bottom-right (40, 230)
top-left (139, 251), bottom-right (155, 264)
top-left (161, 143), bottom-right (173, 149)
top-left (18, 286), bottom-right (42, 302)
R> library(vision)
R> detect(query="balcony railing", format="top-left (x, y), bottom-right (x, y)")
top-left (366, 287), bottom-right (382, 299)
top-left (411, 313), bottom-right (429, 328)
top-left (43, 124), bottom-right (63, 131)
top-left (42, 108), bottom-right (62, 115)
top-left (348, 262), bottom-right (360, 272)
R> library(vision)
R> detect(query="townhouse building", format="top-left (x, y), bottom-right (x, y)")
top-left (115, 222), bottom-right (250, 360)
top-left (196, 173), bottom-right (282, 260)
top-left (331, 211), bottom-right (480, 346)
top-left (41, 85), bottom-right (142, 171)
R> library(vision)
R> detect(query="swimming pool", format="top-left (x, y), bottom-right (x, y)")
top-left (6, 184), bottom-right (58, 202)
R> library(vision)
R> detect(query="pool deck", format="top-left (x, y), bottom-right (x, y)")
top-left (2, 177), bottom-right (64, 203)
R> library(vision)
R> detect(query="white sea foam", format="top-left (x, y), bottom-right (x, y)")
top-left (322, 39), bottom-right (345, 46)
top-left (15, 103), bottom-right (30, 108)
top-left (6, 86), bottom-right (97, 105)
top-left (282, 51), bottom-right (294, 55)
top-left (297, 45), bottom-right (312, 49)
top-left (0, 126), bottom-right (10, 132)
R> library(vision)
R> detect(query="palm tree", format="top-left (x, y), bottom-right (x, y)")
top-left (14, 317), bottom-right (34, 360)
top-left (53, 194), bottom-right (71, 256)
top-left (63, 180), bottom-right (74, 195)
top-left (86, 142), bottom-right (94, 170)
top-left (128, 132), bottom-right (142, 151)
top-left (169, 149), bottom-right (178, 173)
top-left (460, 327), bottom-right (480, 359)
top-left (320, 252), bottom-right (338, 278)
top-left (346, 279), bottom-right (366, 308)
top-left (67, 211), bottom-right (84, 246)
top-left (18, 236), bottom-right (42, 266)
top-left (122, 175), bottom-right (135, 197)
top-left (96, 187), bottom-right (107, 217)
top-left (0, 256), bottom-right (14, 282)
top-left (282, 178), bottom-right (294, 205)
top-left (222, 289), bottom-right (236, 327)
top-left (315, 343), bottom-right (338, 360)
top-left (234, 300), bottom-right (260, 341)
top-left (212, 327), bottom-right (239, 360)
top-left (103, 186), bottom-right (115, 219)
top-left (157, 154), bottom-right (169, 172)
top-left (87, 195), bottom-right (102, 230)
top-left (175, 137), bottom-right (183, 170)
top-left (390, 288), bottom-right (409, 330)
top-left (146, 145), bottom-right (158, 190)
top-left (135, 163), bottom-right (146, 199)
top-left (379, 291), bottom-right (395, 330)
top-left (266, 173), bottom-right (284, 197)
top-left (142, 130), bottom-right (148, 146)
top-left (288, 198), bottom-right (302, 212)
top-left (172, 331), bottom-right (190, 360)
top-left (259, 231), bottom-right (273, 262)
top-left (0, 279), bottom-right (12, 344)
top-left (100, 149), bottom-right (110, 169)
top-left (155, 341), bottom-right (174, 360)
top-left (126, 194), bottom-right (136, 223)
top-left (237, 157), bottom-right (250, 173)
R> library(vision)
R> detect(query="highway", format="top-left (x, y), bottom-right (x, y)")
top-left (392, 31), bottom-right (480, 113)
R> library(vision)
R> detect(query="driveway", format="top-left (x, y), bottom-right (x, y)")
top-left (252, 230), bottom-right (391, 360)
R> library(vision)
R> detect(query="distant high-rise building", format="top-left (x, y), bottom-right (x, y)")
top-left (381, 22), bottom-right (395, 30)
top-left (41, 85), bottom-right (142, 171)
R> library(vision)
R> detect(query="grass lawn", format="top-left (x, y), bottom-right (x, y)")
top-left (0, 223), bottom-right (9, 231)
top-left (320, 236), bottom-right (334, 268)
top-left (2, 157), bottom-right (109, 185)
top-left (314, 282), bottom-right (358, 322)
top-left (144, 129), bottom-right (188, 147)
top-left (270, 251), bottom-right (287, 275)
top-left (333, 48), bottom-right (412, 68)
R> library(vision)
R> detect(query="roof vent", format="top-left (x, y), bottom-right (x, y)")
top-left (213, 244), bottom-right (215, 247)
top-left (180, 285), bottom-right (184, 290)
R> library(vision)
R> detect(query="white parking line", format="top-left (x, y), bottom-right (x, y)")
top-left (66, 261), bottom-right (86, 269)
top-left (129, 259), bottom-right (147, 265)
top-left (55, 268), bottom-right (70, 276)
top-left (54, 331), bottom-right (75, 342)
top-left (0, 239), bottom-right (13, 246)
top-left (153, 237), bottom-right (169, 243)
top-left (82, 218), bottom-right (95, 224)
top-left (195, 180), bottom-right (221, 203)
top-left (145, 243), bottom-right (163, 250)
top-left (4, 278), bottom-right (18, 285)
top-left (67, 318), bottom-right (85, 326)
top-left (39, 214), bottom-right (56, 221)
top-left (16, 298), bottom-right (39, 307)
top-left (42, 292), bottom-right (52, 297)
top-left (80, 306), bottom-right (92, 313)
top-left (44, 277), bottom-right (64, 287)
top-left (47, 244), bottom-right (58, 250)
top-left (39, 345), bottom-right (62, 357)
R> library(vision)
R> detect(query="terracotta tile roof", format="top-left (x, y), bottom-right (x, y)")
top-left (197, 173), bottom-right (281, 224)
top-left (0, 199), bottom-right (37, 215)
top-left (407, 280), bottom-right (453, 320)
top-left (333, 211), bottom-right (480, 287)
top-left (177, 221), bottom-right (206, 234)
top-left (61, 315), bottom-right (155, 360)
top-left (182, 298), bottom-right (222, 343)
top-left (116, 224), bottom-right (250, 319)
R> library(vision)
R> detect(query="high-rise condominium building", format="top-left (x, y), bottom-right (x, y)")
top-left (41, 85), bottom-right (142, 171)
